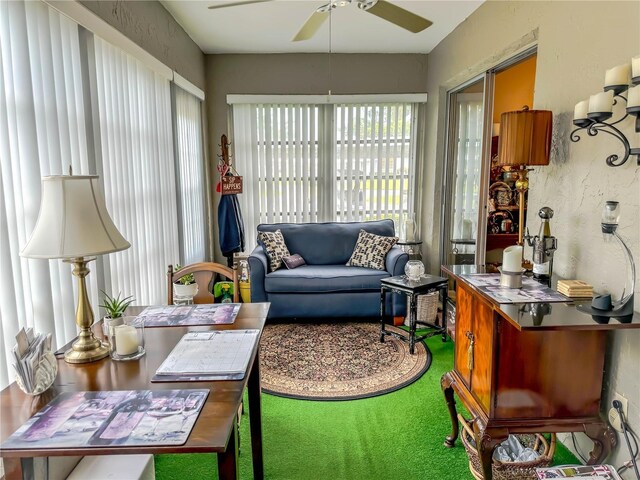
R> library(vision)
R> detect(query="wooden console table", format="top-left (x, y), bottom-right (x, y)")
top-left (440, 265), bottom-right (640, 480)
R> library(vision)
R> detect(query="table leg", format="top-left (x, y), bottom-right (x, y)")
top-left (409, 293), bottom-right (417, 354)
top-left (380, 287), bottom-right (387, 343)
top-left (440, 372), bottom-right (459, 448)
top-left (3, 457), bottom-right (32, 480)
top-left (584, 422), bottom-right (617, 465)
top-left (475, 425), bottom-right (509, 480)
top-left (248, 348), bottom-right (264, 480)
top-left (218, 421), bottom-right (239, 480)
top-left (440, 285), bottom-right (448, 342)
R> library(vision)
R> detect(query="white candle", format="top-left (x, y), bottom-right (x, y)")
top-left (633, 56), bottom-right (640, 79)
top-left (492, 123), bottom-right (500, 137)
top-left (502, 245), bottom-right (522, 273)
top-left (573, 100), bottom-right (589, 120)
top-left (628, 84), bottom-right (640, 108)
top-left (115, 324), bottom-right (139, 356)
top-left (604, 63), bottom-right (630, 87)
top-left (588, 91), bottom-right (614, 113)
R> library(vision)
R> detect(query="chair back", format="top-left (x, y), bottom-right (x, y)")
top-left (167, 262), bottom-right (239, 305)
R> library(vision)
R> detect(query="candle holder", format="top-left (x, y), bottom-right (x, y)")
top-left (106, 316), bottom-right (145, 361)
top-left (571, 86), bottom-right (640, 167)
top-left (498, 267), bottom-right (526, 289)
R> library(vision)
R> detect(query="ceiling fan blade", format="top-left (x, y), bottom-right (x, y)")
top-left (208, 0), bottom-right (274, 10)
top-left (362, 0), bottom-right (432, 33)
top-left (292, 10), bottom-right (330, 42)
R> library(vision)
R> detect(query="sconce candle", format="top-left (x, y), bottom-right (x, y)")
top-left (573, 100), bottom-right (589, 120)
top-left (632, 56), bottom-right (640, 83)
top-left (628, 84), bottom-right (640, 109)
top-left (604, 63), bottom-right (630, 88)
top-left (588, 91), bottom-right (614, 113)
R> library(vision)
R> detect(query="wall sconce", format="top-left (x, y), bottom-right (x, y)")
top-left (570, 55), bottom-right (640, 167)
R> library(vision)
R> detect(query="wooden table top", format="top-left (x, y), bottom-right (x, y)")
top-left (0, 303), bottom-right (269, 458)
top-left (442, 264), bottom-right (640, 331)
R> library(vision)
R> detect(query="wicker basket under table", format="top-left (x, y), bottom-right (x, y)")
top-left (404, 291), bottom-right (439, 326)
top-left (458, 415), bottom-right (556, 480)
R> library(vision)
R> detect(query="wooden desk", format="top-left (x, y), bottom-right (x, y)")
top-left (0, 303), bottom-right (270, 480)
top-left (440, 265), bottom-right (640, 480)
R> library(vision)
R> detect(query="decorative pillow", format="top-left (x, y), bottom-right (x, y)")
top-left (347, 229), bottom-right (398, 270)
top-left (258, 229), bottom-right (291, 272)
top-left (283, 254), bottom-right (306, 270)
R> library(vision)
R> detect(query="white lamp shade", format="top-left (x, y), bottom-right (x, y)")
top-left (21, 175), bottom-right (130, 259)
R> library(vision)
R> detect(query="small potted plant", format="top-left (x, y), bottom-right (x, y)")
top-left (100, 291), bottom-right (134, 335)
top-left (173, 264), bottom-right (198, 299)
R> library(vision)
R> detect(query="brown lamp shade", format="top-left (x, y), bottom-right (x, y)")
top-left (496, 109), bottom-right (553, 166)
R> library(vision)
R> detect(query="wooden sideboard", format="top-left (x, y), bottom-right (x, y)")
top-left (440, 265), bottom-right (640, 480)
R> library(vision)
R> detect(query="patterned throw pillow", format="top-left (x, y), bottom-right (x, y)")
top-left (347, 229), bottom-right (398, 270)
top-left (258, 229), bottom-right (291, 272)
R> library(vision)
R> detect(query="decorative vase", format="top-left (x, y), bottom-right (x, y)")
top-left (401, 213), bottom-right (417, 242)
top-left (405, 260), bottom-right (425, 281)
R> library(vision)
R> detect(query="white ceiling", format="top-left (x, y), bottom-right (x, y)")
top-left (161, 0), bottom-right (484, 54)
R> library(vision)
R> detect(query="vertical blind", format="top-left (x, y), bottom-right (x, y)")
top-left (94, 36), bottom-right (179, 306)
top-left (0, 0), bottom-right (95, 387)
top-left (232, 101), bottom-right (420, 252)
top-left (451, 93), bottom-right (483, 244)
top-left (335, 103), bottom-right (416, 225)
top-left (173, 86), bottom-right (207, 265)
top-left (0, 1), bottom-right (208, 388)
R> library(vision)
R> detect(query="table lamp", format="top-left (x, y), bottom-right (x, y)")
top-left (21, 174), bottom-right (130, 363)
top-left (496, 107), bottom-right (553, 246)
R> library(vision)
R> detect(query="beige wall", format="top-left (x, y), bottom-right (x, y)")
top-left (423, 1), bottom-right (639, 473)
top-left (80, 1), bottom-right (205, 89)
top-left (206, 53), bottom-right (428, 260)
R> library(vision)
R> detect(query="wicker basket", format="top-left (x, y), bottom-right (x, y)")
top-left (458, 415), bottom-right (556, 480)
top-left (405, 292), bottom-right (438, 326)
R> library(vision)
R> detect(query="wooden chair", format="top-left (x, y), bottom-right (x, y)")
top-left (167, 262), bottom-right (239, 305)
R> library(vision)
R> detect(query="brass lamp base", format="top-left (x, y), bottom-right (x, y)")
top-left (64, 257), bottom-right (109, 364)
top-left (64, 336), bottom-right (110, 363)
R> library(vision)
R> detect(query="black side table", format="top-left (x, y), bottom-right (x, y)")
top-left (380, 274), bottom-right (448, 354)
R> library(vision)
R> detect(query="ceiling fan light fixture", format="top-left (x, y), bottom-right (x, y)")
top-left (357, 0), bottom-right (378, 11)
top-left (317, 0), bottom-right (352, 13)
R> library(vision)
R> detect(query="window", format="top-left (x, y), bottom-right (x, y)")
top-left (0, 0), bottom-right (208, 388)
top-left (231, 96), bottom-right (424, 252)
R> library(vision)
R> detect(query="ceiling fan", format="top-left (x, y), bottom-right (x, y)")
top-left (207, 0), bottom-right (433, 42)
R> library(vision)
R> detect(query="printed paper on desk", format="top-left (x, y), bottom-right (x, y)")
top-left (156, 330), bottom-right (260, 376)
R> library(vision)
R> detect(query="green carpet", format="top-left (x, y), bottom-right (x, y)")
top-left (155, 335), bottom-right (578, 479)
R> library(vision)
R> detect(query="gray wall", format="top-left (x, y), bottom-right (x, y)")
top-left (80, 0), bottom-right (206, 89)
top-left (422, 1), bottom-right (639, 474)
top-left (206, 53), bottom-right (428, 260)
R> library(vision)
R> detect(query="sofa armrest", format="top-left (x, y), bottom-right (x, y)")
top-left (386, 246), bottom-right (409, 276)
top-left (248, 245), bottom-right (269, 302)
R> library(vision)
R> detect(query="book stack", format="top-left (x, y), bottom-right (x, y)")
top-left (557, 280), bottom-right (594, 298)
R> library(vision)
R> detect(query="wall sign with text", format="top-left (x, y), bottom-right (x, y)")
top-left (221, 176), bottom-right (243, 195)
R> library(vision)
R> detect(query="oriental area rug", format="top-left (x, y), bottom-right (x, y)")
top-left (259, 322), bottom-right (432, 400)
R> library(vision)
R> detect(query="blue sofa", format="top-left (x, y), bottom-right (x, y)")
top-left (248, 220), bottom-right (408, 319)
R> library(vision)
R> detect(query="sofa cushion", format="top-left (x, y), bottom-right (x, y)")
top-left (256, 219), bottom-right (395, 265)
top-left (347, 229), bottom-right (398, 270)
top-left (258, 229), bottom-right (290, 271)
top-left (264, 265), bottom-right (390, 293)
